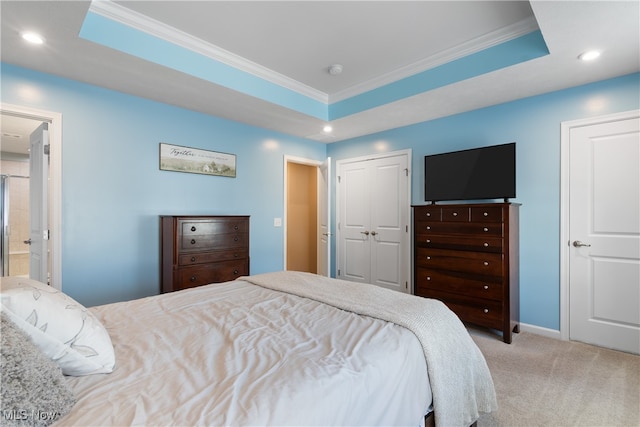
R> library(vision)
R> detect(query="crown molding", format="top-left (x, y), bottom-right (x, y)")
top-left (88, 1), bottom-right (538, 110)
top-left (88, 0), bottom-right (329, 104)
top-left (328, 16), bottom-right (540, 103)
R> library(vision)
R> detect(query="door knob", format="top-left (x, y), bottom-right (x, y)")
top-left (572, 240), bottom-right (591, 247)
top-left (360, 231), bottom-right (370, 235)
top-left (370, 231), bottom-right (378, 236)
top-left (23, 239), bottom-right (32, 245)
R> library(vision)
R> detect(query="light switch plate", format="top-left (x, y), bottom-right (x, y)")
top-left (274, 218), bottom-right (282, 227)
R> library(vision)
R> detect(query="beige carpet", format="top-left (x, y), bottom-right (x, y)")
top-left (470, 329), bottom-right (640, 427)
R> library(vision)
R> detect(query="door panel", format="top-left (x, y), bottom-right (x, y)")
top-left (372, 240), bottom-right (400, 286)
top-left (29, 123), bottom-right (48, 283)
top-left (343, 238), bottom-right (369, 282)
top-left (318, 157), bottom-right (331, 276)
top-left (340, 163), bottom-right (371, 283)
top-left (569, 115), bottom-right (639, 354)
top-left (370, 156), bottom-right (408, 291)
top-left (340, 163), bottom-right (370, 282)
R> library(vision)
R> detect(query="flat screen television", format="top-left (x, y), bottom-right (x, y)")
top-left (424, 142), bottom-right (515, 202)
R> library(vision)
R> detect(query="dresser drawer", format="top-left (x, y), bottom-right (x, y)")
top-left (415, 206), bottom-right (441, 221)
top-left (415, 267), bottom-right (502, 301)
top-left (471, 206), bottom-right (503, 223)
top-left (415, 248), bottom-right (503, 277)
top-left (178, 249), bottom-right (249, 266)
top-left (176, 260), bottom-right (248, 290)
top-left (441, 206), bottom-right (470, 222)
top-left (415, 221), bottom-right (504, 237)
top-left (179, 232), bottom-right (248, 252)
top-left (417, 289), bottom-right (503, 329)
top-left (415, 234), bottom-right (503, 253)
top-left (179, 219), bottom-right (249, 236)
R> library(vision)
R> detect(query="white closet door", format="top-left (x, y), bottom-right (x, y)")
top-left (338, 161), bottom-right (371, 283)
top-left (369, 155), bottom-right (409, 292)
top-left (337, 151), bottom-right (411, 293)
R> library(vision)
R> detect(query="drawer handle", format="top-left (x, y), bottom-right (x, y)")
top-left (483, 212), bottom-right (489, 216)
top-left (234, 236), bottom-right (239, 242)
top-left (191, 226), bottom-right (196, 232)
top-left (426, 256), bottom-right (431, 260)
top-left (483, 227), bottom-right (489, 232)
top-left (426, 276), bottom-right (431, 281)
top-left (452, 212), bottom-right (458, 216)
top-left (426, 239), bottom-right (431, 243)
top-left (233, 269), bottom-right (239, 275)
top-left (483, 308), bottom-right (489, 314)
top-left (234, 253), bottom-right (239, 258)
top-left (483, 242), bottom-right (489, 247)
top-left (190, 256), bottom-right (196, 262)
top-left (426, 226), bottom-right (431, 230)
top-left (426, 213), bottom-right (431, 217)
top-left (234, 225), bottom-right (239, 230)
top-left (190, 239), bottom-right (196, 245)
top-left (483, 285), bottom-right (489, 290)
top-left (483, 261), bottom-right (489, 266)
top-left (190, 276), bottom-right (196, 282)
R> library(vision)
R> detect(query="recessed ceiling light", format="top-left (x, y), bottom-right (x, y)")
top-left (323, 125), bottom-right (333, 133)
top-left (21, 31), bottom-right (45, 45)
top-left (578, 50), bottom-right (601, 61)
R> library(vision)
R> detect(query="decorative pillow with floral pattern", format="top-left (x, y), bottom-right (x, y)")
top-left (0, 277), bottom-right (115, 376)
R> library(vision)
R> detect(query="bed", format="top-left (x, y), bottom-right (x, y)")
top-left (0, 271), bottom-right (496, 427)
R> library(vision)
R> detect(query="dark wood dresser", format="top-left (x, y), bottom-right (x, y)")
top-left (160, 215), bottom-right (249, 293)
top-left (413, 203), bottom-right (519, 343)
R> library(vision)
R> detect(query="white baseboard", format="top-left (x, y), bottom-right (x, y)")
top-left (519, 322), bottom-right (562, 340)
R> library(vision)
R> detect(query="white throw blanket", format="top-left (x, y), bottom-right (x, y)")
top-left (240, 271), bottom-right (497, 427)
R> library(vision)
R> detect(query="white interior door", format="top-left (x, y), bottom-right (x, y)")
top-left (338, 161), bottom-right (371, 283)
top-left (317, 157), bottom-right (331, 276)
top-left (568, 113), bottom-right (640, 354)
top-left (337, 151), bottom-right (411, 293)
top-left (29, 123), bottom-right (49, 283)
top-left (369, 156), bottom-right (409, 292)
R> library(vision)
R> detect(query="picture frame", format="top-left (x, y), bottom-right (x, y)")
top-left (159, 143), bottom-right (236, 178)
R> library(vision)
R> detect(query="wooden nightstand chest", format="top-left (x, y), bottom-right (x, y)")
top-left (160, 215), bottom-right (249, 293)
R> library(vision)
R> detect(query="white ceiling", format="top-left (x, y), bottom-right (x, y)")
top-left (1, 0), bottom-right (638, 152)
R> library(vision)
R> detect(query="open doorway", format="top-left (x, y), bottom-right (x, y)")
top-left (284, 156), bottom-right (331, 276)
top-left (0, 115), bottom-right (45, 278)
top-left (0, 104), bottom-right (62, 289)
top-left (286, 162), bottom-right (318, 273)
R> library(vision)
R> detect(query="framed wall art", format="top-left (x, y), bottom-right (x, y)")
top-left (159, 143), bottom-right (236, 178)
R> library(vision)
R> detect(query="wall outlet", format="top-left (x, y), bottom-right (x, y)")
top-left (274, 218), bottom-right (282, 227)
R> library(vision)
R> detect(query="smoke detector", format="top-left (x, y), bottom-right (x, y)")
top-left (328, 64), bottom-right (343, 75)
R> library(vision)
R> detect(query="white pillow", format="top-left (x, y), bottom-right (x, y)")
top-left (0, 277), bottom-right (115, 376)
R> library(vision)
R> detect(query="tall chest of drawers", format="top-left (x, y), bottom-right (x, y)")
top-left (413, 203), bottom-right (519, 343)
top-left (160, 215), bottom-right (249, 293)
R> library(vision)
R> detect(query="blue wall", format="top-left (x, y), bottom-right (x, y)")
top-left (1, 64), bottom-right (326, 307)
top-left (328, 73), bottom-right (640, 330)
top-left (2, 62), bottom-right (638, 331)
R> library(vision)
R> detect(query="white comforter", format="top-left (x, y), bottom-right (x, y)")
top-left (57, 277), bottom-right (431, 426)
top-left (242, 271), bottom-right (497, 427)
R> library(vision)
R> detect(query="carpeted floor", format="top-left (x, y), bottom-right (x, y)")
top-left (470, 329), bottom-right (640, 427)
